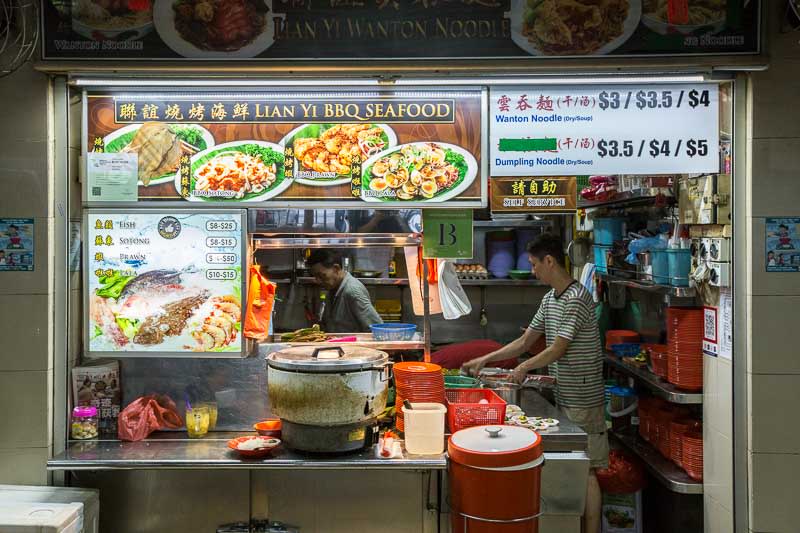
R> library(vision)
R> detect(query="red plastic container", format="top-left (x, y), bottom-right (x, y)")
top-left (449, 425), bottom-right (544, 532)
top-left (445, 389), bottom-right (507, 433)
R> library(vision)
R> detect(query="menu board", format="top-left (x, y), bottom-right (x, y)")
top-left (84, 90), bottom-right (486, 207)
top-left (490, 84), bottom-right (720, 177)
top-left (42, 0), bottom-right (761, 60)
top-left (85, 209), bottom-right (246, 357)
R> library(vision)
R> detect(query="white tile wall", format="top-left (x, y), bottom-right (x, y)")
top-left (704, 427), bottom-right (733, 510)
top-left (750, 140), bottom-right (800, 217)
top-left (0, 371), bottom-right (50, 447)
top-left (0, 141), bottom-right (51, 218)
top-left (0, 294), bottom-right (51, 372)
top-left (749, 373), bottom-right (800, 454)
top-left (750, 295), bottom-right (800, 374)
top-left (749, 452), bottom-right (800, 532)
top-left (0, 447), bottom-right (50, 485)
top-left (705, 494), bottom-right (734, 533)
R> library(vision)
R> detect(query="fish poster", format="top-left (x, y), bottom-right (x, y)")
top-left (86, 210), bottom-right (245, 355)
top-left (83, 90), bottom-right (485, 208)
top-left (0, 218), bottom-right (34, 272)
top-left (766, 217), bottom-right (800, 273)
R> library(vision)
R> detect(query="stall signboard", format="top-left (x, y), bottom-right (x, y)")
top-left (42, 1), bottom-right (760, 60)
top-left (490, 84), bottom-right (720, 176)
top-left (765, 217), bottom-right (800, 272)
top-left (85, 209), bottom-right (246, 357)
top-left (490, 176), bottom-right (576, 213)
top-left (84, 90), bottom-right (486, 208)
top-left (422, 209), bottom-right (473, 259)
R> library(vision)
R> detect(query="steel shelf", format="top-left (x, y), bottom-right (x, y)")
top-left (278, 277), bottom-right (545, 288)
top-left (610, 429), bottom-right (703, 495)
top-left (259, 333), bottom-right (425, 353)
top-left (294, 276), bottom-right (410, 286)
top-left (578, 188), bottom-right (675, 209)
top-left (473, 219), bottom-right (553, 228)
top-left (253, 233), bottom-right (421, 249)
top-left (597, 272), bottom-right (696, 298)
top-left (605, 355), bottom-right (702, 404)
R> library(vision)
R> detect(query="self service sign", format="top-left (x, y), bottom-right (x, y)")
top-left (490, 84), bottom-right (720, 177)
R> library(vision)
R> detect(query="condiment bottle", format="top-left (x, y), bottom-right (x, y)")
top-left (71, 406), bottom-right (99, 440)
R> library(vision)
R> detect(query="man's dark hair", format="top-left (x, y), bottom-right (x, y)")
top-left (307, 249), bottom-right (344, 269)
top-left (526, 233), bottom-right (566, 267)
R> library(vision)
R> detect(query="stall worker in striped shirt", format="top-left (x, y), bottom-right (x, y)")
top-left (462, 232), bottom-right (607, 533)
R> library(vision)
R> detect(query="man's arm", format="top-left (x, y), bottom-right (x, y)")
top-left (510, 335), bottom-right (570, 383)
top-left (462, 328), bottom-right (543, 376)
top-left (353, 292), bottom-right (383, 331)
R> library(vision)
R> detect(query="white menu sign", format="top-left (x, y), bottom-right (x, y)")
top-left (490, 84), bottom-right (720, 176)
top-left (86, 210), bottom-right (245, 356)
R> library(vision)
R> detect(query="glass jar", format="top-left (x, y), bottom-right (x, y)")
top-left (71, 406), bottom-right (99, 440)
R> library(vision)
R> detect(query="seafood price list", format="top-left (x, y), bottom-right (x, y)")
top-left (86, 210), bottom-right (245, 356)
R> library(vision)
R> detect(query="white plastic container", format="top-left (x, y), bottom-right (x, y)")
top-left (403, 402), bottom-right (447, 455)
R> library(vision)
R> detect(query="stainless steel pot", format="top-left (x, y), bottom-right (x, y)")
top-left (267, 345), bottom-right (391, 427)
top-left (482, 381), bottom-right (522, 406)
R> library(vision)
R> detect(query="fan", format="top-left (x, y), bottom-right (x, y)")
top-left (0, 0), bottom-right (38, 78)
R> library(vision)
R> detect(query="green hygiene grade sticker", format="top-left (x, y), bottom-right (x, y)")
top-left (422, 209), bottom-right (473, 259)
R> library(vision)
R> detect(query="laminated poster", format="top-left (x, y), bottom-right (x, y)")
top-left (766, 217), bottom-right (800, 272)
top-left (0, 218), bottom-right (34, 271)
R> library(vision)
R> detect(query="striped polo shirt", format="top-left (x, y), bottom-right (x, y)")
top-left (529, 281), bottom-right (604, 409)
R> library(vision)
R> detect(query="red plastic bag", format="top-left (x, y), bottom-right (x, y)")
top-left (244, 265), bottom-right (276, 340)
top-left (117, 395), bottom-right (183, 441)
top-left (596, 449), bottom-right (648, 494)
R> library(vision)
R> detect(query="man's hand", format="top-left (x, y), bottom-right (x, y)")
top-left (510, 364), bottom-right (529, 384)
top-left (461, 355), bottom-right (488, 377)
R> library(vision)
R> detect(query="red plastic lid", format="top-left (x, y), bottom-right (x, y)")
top-left (448, 425), bottom-right (542, 469)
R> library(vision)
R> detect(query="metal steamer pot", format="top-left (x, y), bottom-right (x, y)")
top-left (267, 345), bottom-right (391, 452)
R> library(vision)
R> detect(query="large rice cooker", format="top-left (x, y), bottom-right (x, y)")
top-left (267, 345), bottom-right (391, 453)
top-left (448, 425), bottom-right (544, 532)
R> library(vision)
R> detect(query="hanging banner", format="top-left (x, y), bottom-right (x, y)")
top-left (41, 1), bottom-right (761, 60)
top-left (490, 84), bottom-right (720, 176)
top-left (490, 176), bottom-right (576, 213)
top-left (85, 209), bottom-right (246, 356)
top-left (84, 90), bottom-right (486, 208)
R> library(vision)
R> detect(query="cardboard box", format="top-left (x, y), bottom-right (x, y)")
top-left (71, 359), bottom-right (121, 434)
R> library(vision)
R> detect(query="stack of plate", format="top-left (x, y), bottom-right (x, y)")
top-left (669, 418), bottom-right (701, 467)
top-left (394, 362), bottom-right (445, 432)
top-left (681, 431), bottom-right (704, 481)
top-left (666, 308), bottom-right (704, 391)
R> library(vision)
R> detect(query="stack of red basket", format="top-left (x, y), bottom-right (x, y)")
top-left (670, 418), bottom-right (701, 467)
top-left (394, 362), bottom-right (445, 432)
top-left (681, 431), bottom-right (704, 481)
top-left (666, 307), bottom-right (704, 391)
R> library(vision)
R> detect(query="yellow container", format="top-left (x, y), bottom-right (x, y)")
top-left (197, 402), bottom-right (218, 431)
top-left (186, 406), bottom-right (210, 438)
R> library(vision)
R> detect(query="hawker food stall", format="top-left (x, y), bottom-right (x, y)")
top-left (38, 1), bottom-right (761, 532)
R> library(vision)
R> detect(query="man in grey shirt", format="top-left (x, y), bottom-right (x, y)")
top-left (307, 249), bottom-right (383, 333)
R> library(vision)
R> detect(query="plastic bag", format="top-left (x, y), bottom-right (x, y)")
top-left (438, 260), bottom-right (471, 320)
top-left (596, 449), bottom-right (647, 494)
top-left (244, 265), bottom-right (276, 340)
top-left (626, 236), bottom-right (667, 264)
top-left (118, 395), bottom-right (183, 441)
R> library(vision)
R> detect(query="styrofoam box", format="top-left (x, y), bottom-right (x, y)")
top-left (0, 486), bottom-right (98, 533)
top-left (0, 502), bottom-right (83, 533)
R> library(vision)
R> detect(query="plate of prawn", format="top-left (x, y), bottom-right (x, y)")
top-left (281, 123), bottom-right (397, 186)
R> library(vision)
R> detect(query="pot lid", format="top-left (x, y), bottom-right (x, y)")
top-left (267, 345), bottom-right (388, 372)
top-left (448, 425), bottom-right (542, 469)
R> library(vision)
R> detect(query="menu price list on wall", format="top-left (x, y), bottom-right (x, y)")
top-left (489, 84), bottom-right (720, 177)
top-left (86, 210), bottom-right (245, 356)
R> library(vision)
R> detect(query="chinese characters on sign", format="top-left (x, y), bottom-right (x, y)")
top-left (0, 218), bottom-right (34, 271)
top-left (113, 98), bottom-right (456, 124)
top-left (490, 177), bottom-right (577, 213)
top-left (489, 85), bottom-right (720, 176)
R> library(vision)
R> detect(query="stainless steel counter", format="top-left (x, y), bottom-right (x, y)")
top-left (49, 432), bottom-right (446, 471)
top-left (50, 391), bottom-right (584, 471)
top-left (519, 389), bottom-right (589, 453)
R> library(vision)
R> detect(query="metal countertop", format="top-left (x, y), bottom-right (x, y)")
top-left (48, 391), bottom-right (587, 471)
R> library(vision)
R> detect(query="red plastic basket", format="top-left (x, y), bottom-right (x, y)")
top-left (445, 388), bottom-right (507, 433)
